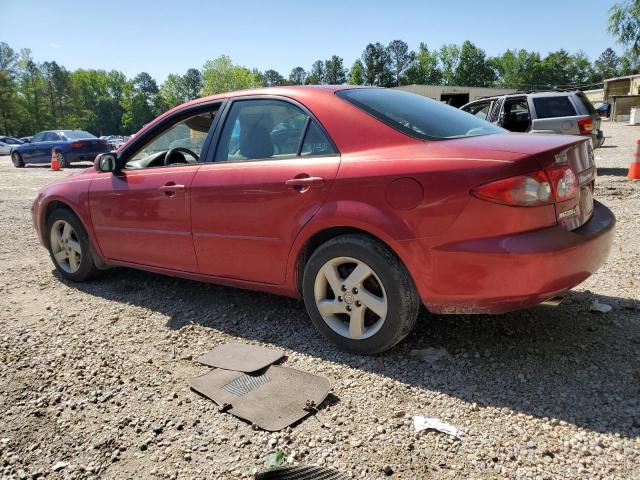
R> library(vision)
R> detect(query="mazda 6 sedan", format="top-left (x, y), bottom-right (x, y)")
top-left (32, 86), bottom-right (615, 354)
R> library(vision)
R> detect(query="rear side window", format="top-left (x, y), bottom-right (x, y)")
top-left (533, 97), bottom-right (577, 119)
top-left (337, 88), bottom-right (503, 140)
top-left (63, 131), bottom-right (96, 140)
top-left (301, 121), bottom-right (336, 156)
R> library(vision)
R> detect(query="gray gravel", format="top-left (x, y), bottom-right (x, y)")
top-left (1, 122), bottom-right (639, 479)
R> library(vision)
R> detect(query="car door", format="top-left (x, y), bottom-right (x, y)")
top-left (38, 132), bottom-right (62, 162)
top-left (21, 132), bottom-right (45, 162)
top-left (88, 104), bottom-right (222, 271)
top-left (191, 97), bottom-right (341, 285)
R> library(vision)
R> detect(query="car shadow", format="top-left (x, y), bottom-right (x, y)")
top-left (597, 167), bottom-right (629, 177)
top-left (64, 267), bottom-right (640, 438)
top-left (24, 163), bottom-right (92, 169)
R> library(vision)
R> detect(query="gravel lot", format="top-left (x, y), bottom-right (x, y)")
top-left (1, 123), bottom-right (639, 480)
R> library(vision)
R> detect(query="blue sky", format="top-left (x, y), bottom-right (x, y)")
top-left (1, 0), bottom-right (623, 83)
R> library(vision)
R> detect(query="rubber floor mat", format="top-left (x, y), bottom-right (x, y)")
top-left (195, 343), bottom-right (285, 372)
top-left (255, 465), bottom-right (348, 479)
top-left (189, 365), bottom-right (331, 431)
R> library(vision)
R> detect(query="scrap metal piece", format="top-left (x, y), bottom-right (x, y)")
top-left (195, 342), bottom-right (285, 372)
top-left (255, 465), bottom-right (349, 480)
top-left (189, 366), bottom-right (331, 431)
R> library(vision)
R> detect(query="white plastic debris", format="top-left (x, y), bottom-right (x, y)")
top-left (590, 300), bottom-right (612, 313)
top-left (409, 347), bottom-right (449, 362)
top-left (413, 415), bottom-right (464, 439)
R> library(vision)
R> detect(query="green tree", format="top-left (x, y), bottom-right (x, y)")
top-left (263, 69), bottom-right (287, 86)
top-left (202, 55), bottom-right (262, 94)
top-left (0, 42), bottom-right (19, 135)
top-left (324, 55), bottom-right (347, 84)
top-left (182, 68), bottom-right (203, 100)
top-left (403, 42), bottom-right (441, 85)
top-left (490, 49), bottom-right (544, 89)
top-left (307, 60), bottom-right (325, 84)
top-left (386, 40), bottom-right (412, 86)
top-left (157, 73), bottom-right (188, 112)
top-left (593, 48), bottom-right (621, 81)
top-left (620, 48), bottom-right (640, 74)
top-left (289, 66), bottom-right (307, 85)
top-left (348, 59), bottom-right (365, 85)
top-left (609, 0), bottom-right (640, 53)
top-left (18, 49), bottom-right (46, 133)
top-left (361, 43), bottom-right (392, 86)
top-left (438, 44), bottom-right (461, 85)
top-left (452, 41), bottom-right (495, 87)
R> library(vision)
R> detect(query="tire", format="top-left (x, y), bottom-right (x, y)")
top-left (302, 234), bottom-right (420, 354)
top-left (11, 152), bottom-right (24, 168)
top-left (46, 208), bottom-right (102, 282)
top-left (56, 150), bottom-right (70, 168)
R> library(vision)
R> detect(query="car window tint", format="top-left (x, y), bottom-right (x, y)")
top-left (130, 110), bottom-right (218, 164)
top-left (575, 93), bottom-right (596, 115)
top-left (215, 99), bottom-right (309, 162)
top-left (63, 131), bottom-right (95, 140)
top-left (464, 102), bottom-right (491, 120)
top-left (532, 97), bottom-right (577, 118)
top-left (45, 132), bottom-right (60, 141)
top-left (32, 133), bottom-right (45, 142)
top-left (338, 89), bottom-right (504, 140)
top-left (301, 121), bottom-right (336, 156)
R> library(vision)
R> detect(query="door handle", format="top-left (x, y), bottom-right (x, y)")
top-left (159, 184), bottom-right (185, 192)
top-left (285, 176), bottom-right (325, 188)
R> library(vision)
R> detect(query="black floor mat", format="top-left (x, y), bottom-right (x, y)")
top-left (255, 465), bottom-right (349, 479)
top-left (195, 342), bottom-right (285, 372)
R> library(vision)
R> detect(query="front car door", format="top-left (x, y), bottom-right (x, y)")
top-left (88, 103), bottom-right (222, 272)
top-left (191, 97), bottom-right (341, 284)
top-left (21, 132), bottom-right (46, 162)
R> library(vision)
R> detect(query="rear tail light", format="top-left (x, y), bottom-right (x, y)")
top-left (70, 141), bottom-right (85, 148)
top-left (472, 165), bottom-right (577, 207)
top-left (577, 117), bottom-right (593, 135)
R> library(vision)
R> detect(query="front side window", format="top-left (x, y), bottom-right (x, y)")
top-left (337, 88), bottom-right (504, 140)
top-left (463, 102), bottom-right (492, 120)
top-left (532, 96), bottom-right (577, 119)
top-left (127, 107), bottom-right (220, 168)
top-left (44, 132), bottom-right (61, 141)
top-left (32, 132), bottom-right (45, 143)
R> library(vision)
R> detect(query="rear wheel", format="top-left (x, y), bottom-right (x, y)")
top-left (11, 152), bottom-right (24, 168)
top-left (302, 234), bottom-right (420, 354)
top-left (46, 209), bottom-right (102, 282)
top-left (56, 150), bottom-right (70, 168)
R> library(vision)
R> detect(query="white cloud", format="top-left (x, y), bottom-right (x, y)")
top-left (50, 43), bottom-right (61, 48)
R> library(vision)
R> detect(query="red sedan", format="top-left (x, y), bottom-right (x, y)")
top-left (32, 86), bottom-right (615, 354)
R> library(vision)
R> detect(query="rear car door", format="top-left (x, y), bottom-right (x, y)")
top-left (38, 132), bottom-right (62, 162)
top-left (89, 104), bottom-right (222, 272)
top-left (191, 97), bottom-right (340, 284)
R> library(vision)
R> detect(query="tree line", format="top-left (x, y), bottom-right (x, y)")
top-left (1, 39), bottom-right (638, 138)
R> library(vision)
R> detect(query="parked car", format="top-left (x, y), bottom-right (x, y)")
top-left (11, 130), bottom-right (110, 168)
top-left (19, 136), bottom-right (33, 143)
top-left (460, 91), bottom-right (605, 148)
top-left (32, 87), bottom-right (615, 353)
top-left (593, 101), bottom-right (611, 118)
top-left (0, 136), bottom-right (23, 155)
top-left (102, 135), bottom-right (125, 149)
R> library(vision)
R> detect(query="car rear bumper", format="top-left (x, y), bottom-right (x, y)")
top-left (66, 150), bottom-right (108, 162)
top-left (413, 200), bottom-right (615, 314)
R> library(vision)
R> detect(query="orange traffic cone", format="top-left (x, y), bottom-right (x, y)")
top-left (50, 149), bottom-right (61, 171)
top-left (629, 139), bottom-right (640, 180)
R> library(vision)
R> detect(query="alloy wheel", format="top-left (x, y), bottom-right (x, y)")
top-left (313, 256), bottom-right (388, 340)
top-left (50, 220), bottom-right (82, 273)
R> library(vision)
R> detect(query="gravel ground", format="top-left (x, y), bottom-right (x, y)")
top-left (1, 123), bottom-right (639, 480)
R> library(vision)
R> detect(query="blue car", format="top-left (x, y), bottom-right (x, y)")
top-left (10, 130), bottom-right (110, 168)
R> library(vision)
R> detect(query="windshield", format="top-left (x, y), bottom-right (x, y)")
top-left (63, 131), bottom-right (96, 140)
top-left (337, 88), bottom-right (504, 140)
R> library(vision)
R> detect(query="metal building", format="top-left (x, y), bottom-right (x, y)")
top-left (393, 84), bottom-right (517, 107)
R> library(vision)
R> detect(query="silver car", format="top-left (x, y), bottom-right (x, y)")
top-left (0, 136), bottom-right (23, 155)
top-left (461, 91), bottom-right (604, 148)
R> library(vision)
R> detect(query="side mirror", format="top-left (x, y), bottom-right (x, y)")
top-left (23, 139), bottom-right (30, 143)
top-left (95, 153), bottom-right (117, 172)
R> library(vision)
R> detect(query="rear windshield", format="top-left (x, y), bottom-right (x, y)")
top-left (575, 92), bottom-right (596, 115)
top-left (62, 131), bottom-right (96, 140)
top-left (532, 97), bottom-right (577, 119)
top-left (337, 88), bottom-right (504, 140)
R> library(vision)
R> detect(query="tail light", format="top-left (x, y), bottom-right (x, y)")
top-left (577, 117), bottom-right (593, 135)
top-left (472, 165), bottom-right (577, 207)
top-left (70, 141), bottom-right (85, 148)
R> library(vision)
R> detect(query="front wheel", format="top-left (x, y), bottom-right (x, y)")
top-left (302, 234), bottom-right (420, 354)
top-left (46, 209), bottom-right (102, 282)
top-left (11, 152), bottom-right (24, 168)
